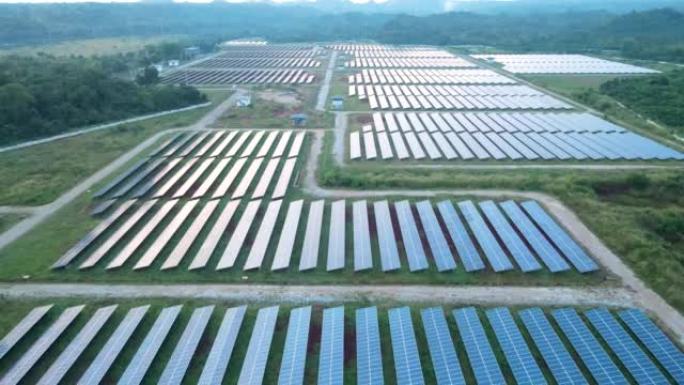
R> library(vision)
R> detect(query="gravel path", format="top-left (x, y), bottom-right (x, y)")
top-left (315, 50), bottom-right (337, 111)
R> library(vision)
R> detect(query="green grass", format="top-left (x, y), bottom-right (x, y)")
top-left (327, 75), bottom-right (370, 112)
top-left (215, 85), bottom-right (333, 129)
top-left (1, 298), bottom-right (676, 385)
top-left (0, 90), bottom-right (230, 206)
top-left (0, 214), bottom-right (26, 234)
top-left (319, 131), bottom-right (684, 312)
top-left (0, 35), bottom-right (187, 57)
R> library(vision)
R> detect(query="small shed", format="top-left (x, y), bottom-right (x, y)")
top-left (290, 113), bottom-right (308, 127)
top-left (331, 95), bottom-right (345, 110)
top-left (236, 94), bottom-right (252, 107)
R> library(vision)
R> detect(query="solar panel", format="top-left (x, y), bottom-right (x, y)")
top-left (251, 158), bottom-right (281, 199)
top-left (277, 306), bottom-right (312, 385)
top-left (132, 158), bottom-right (182, 198)
top-left (478, 201), bottom-right (541, 272)
top-left (162, 200), bottom-right (219, 270)
top-left (272, 158), bottom-right (297, 199)
top-left (179, 132), bottom-right (210, 157)
top-left (111, 158), bottom-right (165, 198)
top-left (520, 201), bottom-right (598, 273)
top-left (244, 200), bottom-right (283, 270)
top-left (195, 131), bottom-right (225, 157)
top-left (53, 200), bottom-right (136, 269)
top-left (162, 132), bottom-right (197, 157)
top-left (173, 158), bottom-right (215, 198)
top-left (272, 131), bottom-right (292, 158)
top-left (158, 306), bottom-right (214, 385)
top-left (300, 200), bottom-right (325, 271)
top-left (271, 200), bottom-right (304, 271)
top-left (226, 131), bottom-right (252, 157)
top-left (353, 200), bottom-right (373, 271)
top-left (518, 308), bottom-right (588, 385)
top-left (394, 200), bottom-right (429, 272)
top-left (240, 130), bottom-right (266, 158)
top-left (356, 307), bottom-right (384, 385)
top-left (256, 131), bottom-right (280, 158)
top-left (551, 308), bottom-right (628, 385)
top-left (0, 305), bottom-right (52, 361)
top-left (420, 307), bottom-right (466, 385)
top-left (452, 307), bottom-right (506, 385)
top-left (212, 158), bottom-right (246, 198)
top-left (0, 305), bottom-right (84, 385)
top-left (210, 131), bottom-right (238, 157)
top-left (231, 158), bottom-right (264, 199)
top-left (373, 200), bottom-right (401, 272)
top-left (619, 309), bottom-right (684, 384)
top-left (415, 200), bottom-right (456, 272)
top-left (193, 158), bottom-right (231, 198)
top-left (485, 307), bottom-right (547, 385)
top-left (77, 305), bottom-right (150, 385)
top-left (152, 158), bottom-right (198, 197)
top-left (497, 201), bottom-right (570, 273)
top-left (327, 200), bottom-right (346, 271)
top-left (36, 305), bottom-right (117, 385)
top-left (134, 200), bottom-right (198, 270)
top-left (79, 200), bottom-right (157, 269)
top-left (457, 200), bottom-right (513, 272)
top-left (318, 306), bottom-right (345, 385)
top-left (189, 200), bottom-right (240, 270)
top-left (435, 200), bottom-right (484, 272)
top-left (388, 307), bottom-right (425, 385)
top-left (93, 159), bottom-right (148, 198)
top-left (117, 305), bottom-right (182, 385)
top-left (238, 306), bottom-right (279, 385)
top-left (217, 200), bottom-right (262, 270)
top-left (288, 132), bottom-right (306, 158)
top-left (197, 306), bottom-right (247, 385)
top-left (350, 132), bottom-right (362, 159)
top-left (585, 308), bottom-right (669, 385)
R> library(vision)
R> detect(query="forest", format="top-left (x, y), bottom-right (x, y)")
top-left (600, 70), bottom-right (684, 133)
top-left (1, 4), bottom-right (684, 63)
top-left (0, 55), bottom-right (206, 145)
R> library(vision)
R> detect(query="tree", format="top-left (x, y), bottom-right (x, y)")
top-left (136, 66), bottom-right (159, 85)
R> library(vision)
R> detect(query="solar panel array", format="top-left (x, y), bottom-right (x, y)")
top-left (349, 111), bottom-right (684, 161)
top-left (162, 69), bottom-right (316, 85)
top-left (55, 197), bottom-right (597, 274)
top-left (2, 304), bottom-right (681, 385)
top-left (473, 54), bottom-right (659, 74)
top-left (55, 130), bottom-right (305, 272)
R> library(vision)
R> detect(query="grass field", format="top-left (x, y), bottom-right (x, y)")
top-left (215, 85), bottom-right (334, 129)
top-left (0, 214), bottom-right (26, 234)
top-left (0, 297), bottom-right (650, 385)
top-left (0, 90), bottom-right (230, 206)
top-left (0, 35), bottom-right (187, 57)
top-left (327, 75), bottom-right (370, 112)
top-left (319, 132), bottom-right (684, 312)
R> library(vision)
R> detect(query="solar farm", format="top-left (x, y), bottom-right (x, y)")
top-left (472, 54), bottom-right (660, 74)
top-left (1, 303), bottom-right (683, 385)
top-left (1, 40), bottom-right (684, 385)
top-left (340, 45), bottom-right (684, 162)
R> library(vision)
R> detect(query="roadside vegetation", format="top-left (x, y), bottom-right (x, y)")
top-left (0, 55), bottom-right (206, 145)
top-left (0, 89), bottom-right (228, 206)
top-left (0, 214), bottom-right (26, 234)
top-left (0, 36), bottom-right (187, 57)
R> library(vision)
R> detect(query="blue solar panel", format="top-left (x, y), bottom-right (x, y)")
top-left (238, 306), bottom-right (279, 385)
top-left (420, 307), bottom-right (465, 385)
top-left (278, 306), bottom-right (312, 385)
top-left (485, 307), bottom-right (547, 385)
top-left (327, 200), bottom-right (346, 272)
top-left (356, 307), bottom-right (384, 385)
top-left (551, 308), bottom-right (628, 385)
top-left (518, 308), bottom-right (587, 385)
top-left (198, 306), bottom-right (247, 385)
top-left (521, 201), bottom-right (598, 273)
top-left (318, 306), bottom-right (345, 385)
top-left (394, 201), bottom-right (429, 272)
top-left (158, 306), bottom-right (214, 385)
top-left (435, 201), bottom-right (485, 272)
top-left (373, 201), bottom-right (401, 272)
top-left (388, 307), bottom-right (425, 385)
top-left (353, 201), bottom-right (373, 271)
top-left (117, 305), bottom-right (182, 385)
top-left (478, 201), bottom-right (541, 272)
top-left (415, 201), bottom-right (456, 272)
top-left (499, 201), bottom-right (570, 273)
top-left (457, 201), bottom-right (513, 272)
top-left (619, 309), bottom-right (684, 384)
top-left (585, 308), bottom-right (669, 385)
top-left (452, 307), bottom-right (505, 385)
